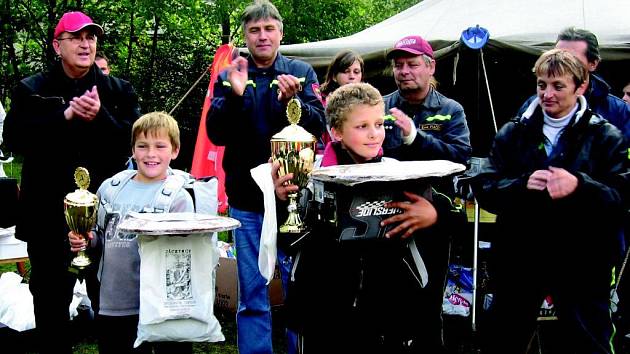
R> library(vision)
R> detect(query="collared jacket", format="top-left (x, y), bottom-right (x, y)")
top-left (382, 88), bottom-right (472, 164)
top-left (477, 97), bottom-right (628, 273)
top-left (3, 62), bottom-right (141, 241)
top-left (518, 74), bottom-right (630, 139)
top-left (207, 54), bottom-right (325, 212)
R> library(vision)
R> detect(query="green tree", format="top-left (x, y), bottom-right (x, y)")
top-left (0, 0), bottom-right (421, 166)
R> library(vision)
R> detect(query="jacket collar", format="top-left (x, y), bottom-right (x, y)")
top-left (586, 73), bottom-right (611, 101)
top-left (520, 95), bottom-right (588, 128)
top-left (393, 87), bottom-right (441, 111)
top-left (247, 52), bottom-right (289, 75)
top-left (51, 61), bottom-right (101, 86)
top-left (321, 141), bottom-right (383, 167)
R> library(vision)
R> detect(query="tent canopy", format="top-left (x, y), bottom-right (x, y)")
top-left (280, 0), bottom-right (630, 67)
top-left (278, 0), bottom-right (630, 155)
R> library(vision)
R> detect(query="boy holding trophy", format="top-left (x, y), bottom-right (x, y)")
top-left (68, 112), bottom-right (194, 353)
top-left (273, 83), bottom-right (463, 352)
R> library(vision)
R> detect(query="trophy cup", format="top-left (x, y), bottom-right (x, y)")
top-left (65, 167), bottom-right (99, 269)
top-left (271, 98), bottom-right (316, 233)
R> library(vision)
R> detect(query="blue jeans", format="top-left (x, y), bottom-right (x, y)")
top-left (230, 207), bottom-right (297, 354)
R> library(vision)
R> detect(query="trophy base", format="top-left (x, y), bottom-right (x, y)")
top-left (280, 196), bottom-right (306, 234)
top-left (279, 222), bottom-right (307, 234)
top-left (71, 254), bottom-right (91, 270)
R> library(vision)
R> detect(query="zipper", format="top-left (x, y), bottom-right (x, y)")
top-left (290, 251), bottom-right (301, 282)
top-left (31, 94), bottom-right (65, 104)
top-left (353, 256), bottom-right (364, 308)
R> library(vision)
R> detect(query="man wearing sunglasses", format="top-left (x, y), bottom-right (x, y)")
top-left (3, 11), bottom-right (140, 353)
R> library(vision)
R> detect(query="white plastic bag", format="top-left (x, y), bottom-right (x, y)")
top-left (250, 162), bottom-right (278, 284)
top-left (0, 272), bottom-right (34, 331)
top-left (134, 233), bottom-right (224, 347)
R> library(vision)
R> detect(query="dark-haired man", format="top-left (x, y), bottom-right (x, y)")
top-left (95, 51), bottom-right (110, 75)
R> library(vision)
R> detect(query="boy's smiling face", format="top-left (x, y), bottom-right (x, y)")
top-left (331, 103), bottom-right (385, 163)
top-left (132, 129), bottom-right (179, 183)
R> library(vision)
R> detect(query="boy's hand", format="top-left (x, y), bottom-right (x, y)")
top-left (227, 57), bottom-right (248, 96)
top-left (68, 230), bottom-right (93, 252)
top-left (272, 161), bottom-right (298, 201)
top-left (381, 191), bottom-right (437, 239)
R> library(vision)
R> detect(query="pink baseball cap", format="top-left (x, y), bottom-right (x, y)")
top-left (387, 35), bottom-right (434, 59)
top-left (54, 11), bottom-right (104, 39)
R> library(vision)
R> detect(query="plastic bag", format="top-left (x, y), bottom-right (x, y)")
top-left (0, 272), bottom-right (34, 331)
top-left (134, 233), bottom-right (224, 347)
top-left (442, 264), bottom-right (473, 317)
top-left (250, 162), bottom-right (278, 284)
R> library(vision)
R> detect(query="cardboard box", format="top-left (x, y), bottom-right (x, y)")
top-left (214, 256), bottom-right (284, 313)
top-left (269, 264), bottom-right (284, 307)
top-left (215, 257), bottom-right (238, 312)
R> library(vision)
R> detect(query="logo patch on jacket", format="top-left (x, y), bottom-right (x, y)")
top-left (420, 123), bottom-right (442, 131)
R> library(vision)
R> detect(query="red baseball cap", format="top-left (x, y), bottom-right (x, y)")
top-left (54, 11), bottom-right (104, 39)
top-left (387, 35), bottom-right (434, 59)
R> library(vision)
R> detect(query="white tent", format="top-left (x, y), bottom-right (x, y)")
top-left (280, 0), bottom-right (630, 154)
top-left (280, 0), bottom-right (630, 67)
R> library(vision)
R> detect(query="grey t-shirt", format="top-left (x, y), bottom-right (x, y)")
top-left (96, 177), bottom-right (194, 316)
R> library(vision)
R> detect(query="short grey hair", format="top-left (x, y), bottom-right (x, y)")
top-left (241, 0), bottom-right (283, 33)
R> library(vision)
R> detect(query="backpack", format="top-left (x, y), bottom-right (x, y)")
top-left (96, 169), bottom-right (218, 228)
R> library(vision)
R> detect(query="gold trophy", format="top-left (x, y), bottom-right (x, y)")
top-left (271, 98), bottom-right (316, 233)
top-left (65, 167), bottom-right (99, 269)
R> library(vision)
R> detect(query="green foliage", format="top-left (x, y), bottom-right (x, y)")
top-left (0, 0), bottom-right (420, 166)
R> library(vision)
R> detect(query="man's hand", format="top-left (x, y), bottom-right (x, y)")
top-left (68, 230), bottom-right (93, 252)
top-left (527, 169), bottom-right (552, 191)
top-left (277, 74), bottom-right (301, 103)
top-left (546, 166), bottom-right (578, 199)
top-left (65, 86), bottom-right (101, 122)
top-left (272, 161), bottom-right (298, 201)
top-left (227, 57), bottom-right (249, 96)
top-left (381, 191), bottom-right (437, 239)
top-left (389, 107), bottom-right (414, 137)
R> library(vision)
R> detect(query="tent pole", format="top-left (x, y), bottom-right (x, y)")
top-left (472, 194), bottom-right (480, 332)
top-left (480, 49), bottom-right (498, 133)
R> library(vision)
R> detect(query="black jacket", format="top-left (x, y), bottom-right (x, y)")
top-left (3, 62), bottom-right (141, 241)
top-left (477, 98), bottom-right (628, 273)
top-left (286, 143), bottom-right (466, 341)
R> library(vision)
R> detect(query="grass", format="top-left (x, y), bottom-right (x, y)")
top-left (3, 153), bottom-right (22, 184)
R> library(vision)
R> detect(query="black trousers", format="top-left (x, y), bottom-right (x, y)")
top-left (27, 235), bottom-right (77, 354)
top-left (482, 255), bottom-right (616, 354)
